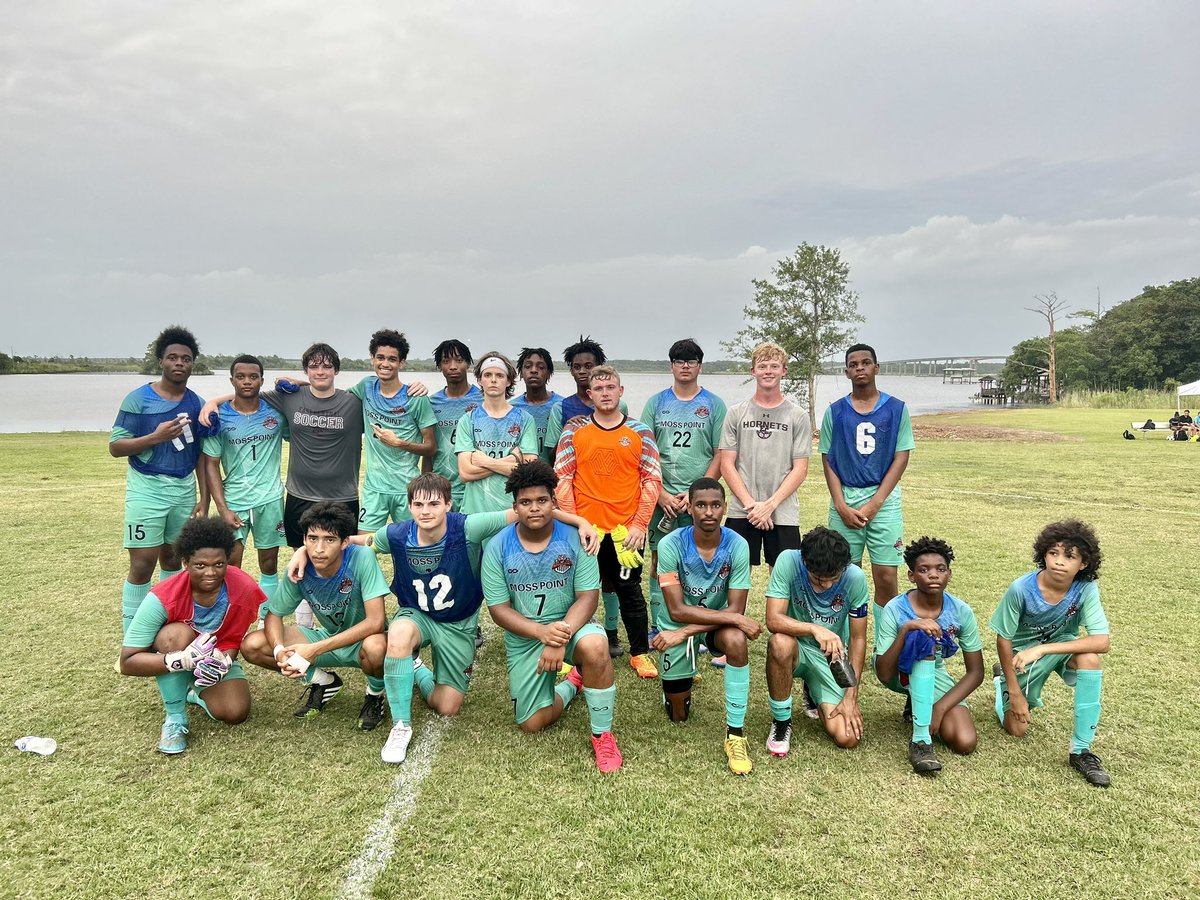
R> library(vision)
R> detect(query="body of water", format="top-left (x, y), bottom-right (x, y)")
top-left (0, 371), bottom-right (978, 433)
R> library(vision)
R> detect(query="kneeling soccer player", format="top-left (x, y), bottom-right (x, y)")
top-left (991, 520), bottom-right (1112, 787)
top-left (764, 526), bottom-right (869, 755)
top-left (120, 517), bottom-right (264, 754)
top-left (651, 477), bottom-right (761, 774)
top-left (483, 460), bottom-right (623, 772)
top-left (241, 502), bottom-right (388, 725)
top-left (874, 537), bottom-right (984, 775)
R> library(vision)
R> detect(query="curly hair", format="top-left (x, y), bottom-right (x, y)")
top-left (517, 347), bottom-right (555, 377)
top-left (904, 536), bottom-right (955, 570)
top-left (563, 335), bottom-right (606, 366)
top-left (506, 458), bottom-right (558, 497)
top-left (175, 516), bottom-right (235, 560)
top-left (1033, 520), bottom-right (1102, 581)
top-left (800, 526), bottom-right (851, 578)
top-left (154, 325), bottom-right (199, 360)
top-left (369, 329), bottom-right (410, 361)
top-left (301, 342), bottom-right (341, 373)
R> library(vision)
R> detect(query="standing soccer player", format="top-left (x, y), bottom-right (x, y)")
top-left (820, 344), bottom-right (913, 627)
top-left (874, 537), bottom-right (983, 775)
top-left (990, 520), bottom-right (1111, 787)
top-left (351, 329), bottom-right (436, 531)
top-left (203, 354), bottom-right (287, 616)
top-left (764, 527), bottom-right (869, 754)
top-left (484, 461), bottom-right (622, 772)
top-left (651, 478), bottom-right (760, 774)
top-left (426, 339), bottom-right (481, 512)
top-left (110, 325), bottom-right (212, 635)
top-left (455, 352), bottom-right (538, 514)
top-left (641, 338), bottom-right (727, 654)
top-left (543, 335), bottom-right (628, 463)
top-left (555, 365), bottom-right (662, 678)
top-left (511, 347), bottom-right (564, 462)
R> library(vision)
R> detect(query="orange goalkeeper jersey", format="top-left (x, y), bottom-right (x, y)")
top-left (554, 415), bottom-right (661, 532)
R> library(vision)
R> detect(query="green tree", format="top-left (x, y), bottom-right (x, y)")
top-left (1088, 277), bottom-right (1200, 387)
top-left (1000, 328), bottom-right (1098, 396)
top-left (722, 243), bottom-right (864, 431)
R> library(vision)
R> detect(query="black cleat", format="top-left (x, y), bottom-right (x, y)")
top-left (357, 692), bottom-right (387, 732)
top-left (1069, 751), bottom-right (1111, 787)
top-left (902, 694), bottom-right (913, 723)
top-left (909, 740), bottom-right (942, 775)
top-left (608, 640), bottom-right (625, 659)
top-left (294, 672), bottom-right (344, 719)
top-left (475, 626), bottom-right (485, 650)
top-left (801, 682), bottom-right (820, 720)
top-left (992, 662), bottom-right (1004, 679)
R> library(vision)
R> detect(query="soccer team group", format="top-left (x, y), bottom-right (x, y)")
top-left (112, 325), bottom-right (1112, 785)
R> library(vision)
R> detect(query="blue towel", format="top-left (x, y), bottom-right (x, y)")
top-left (897, 629), bottom-right (959, 674)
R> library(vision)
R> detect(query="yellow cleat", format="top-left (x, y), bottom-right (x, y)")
top-left (724, 734), bottom-right (753, 775)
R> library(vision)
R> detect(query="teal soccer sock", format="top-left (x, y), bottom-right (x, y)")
top-left (122, 581), bottom-right (151, 636)
top-left (159, 568), bottom-right (182, 582)
top-left (554, 679), bottom-right (579, 710)
top-left (993, 670), bottom-right (1007, 725)
top-left (909, 658), bottom-right (935, 743)
top-left (724, 663), bottom-right (750, 730)
top-left (384, 656), bottom-right (415, 725)
top-left (413, 661), bottom-right (435, 701)
top-left (583, 684), bottom-right (616, 735)
top-left (1071, 669), bottom-right (1103, 753)
top-left (602, 592), bottom-right (619, 632)
top-left (648, 579), bottom-right (663, 629)
top-left (366, 674), bottom-right (386, 694)
top-left (156, 671), bottom-right (191, 722)
top-left (258, 573), bottom-right (279, 617)
top-left (769, 696), bottom-right (793, 723)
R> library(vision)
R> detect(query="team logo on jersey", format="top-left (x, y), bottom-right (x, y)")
top-left (718, 561), bottom-right (732, 578)
top-left (338, 577), bottom-right (354, 595)
top-left (390, 405), bottom-right (407, 415)
top-left (1065, 600), bottom-right (1080, 619)
top-left (695, 406), bottom-right (710, 418)
top-left (831, 593), bottom-right (845, 611)
top-left (894, 538), bottom-right (904, 552)
top-left (275, 521), bottom-right (286, 535)
top-left (551, 554), bottom-right (574, 574)
top-left (945, 624), bottom-right (960, 639)
top-left (465, 403), bottom-right (479, 413)
top-left (263, 416), bottom-right (279, 430)
top-left (619, 436), bottom-right (631, 446)
top-left (507, 423), bottom-right (523, 437)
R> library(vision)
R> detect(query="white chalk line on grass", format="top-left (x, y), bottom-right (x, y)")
top-left (918, 485), bottom-right (1200, 518)
top-left (336, 712), bottom-right (450, 900)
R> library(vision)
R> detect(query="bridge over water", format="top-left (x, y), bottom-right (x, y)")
top-left (822, 355), bottom-right (1008, 378)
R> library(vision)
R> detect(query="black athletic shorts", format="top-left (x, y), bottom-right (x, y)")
top-left (284, 494), bottom-right (361, 548)
top-left (724, 517), bottom-right (799, 567)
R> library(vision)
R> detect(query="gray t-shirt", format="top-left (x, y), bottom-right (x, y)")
top-left (719, 397), bottom-right (812, 525)
top-left (263, 387), bottom-right (363, 502)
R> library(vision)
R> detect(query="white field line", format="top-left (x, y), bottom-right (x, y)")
top-left (916, 485), bottom-right (1200, 518)
top-left (336, 712), bottom-right (450, 900)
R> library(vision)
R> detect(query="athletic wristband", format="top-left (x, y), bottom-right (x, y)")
top-left (273, 644), bottom-right (286, 658)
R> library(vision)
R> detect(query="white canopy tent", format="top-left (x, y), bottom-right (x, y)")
top-left (1179, 379), bottom-right (1200, 409)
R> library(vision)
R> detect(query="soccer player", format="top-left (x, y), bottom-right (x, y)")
top-left (990, 520), bottom-right (1112, 787)
top-left (651, 478), bottom-right (760, 774)
top-left (110, 325), bottom-right (212, 635)
top-left (120, 517), bottom-right (264, 754)
top-left (484, 461), bottom-right (623, 772)
top-left (764, 526), bottom-right (869, 754)
top-left (718, 342), bottom-right (811, 574)
top-left (820, 344), bottom-right (914, 628)
top-left (455, 352), bottom-right (538, 514)
top-left (426, 339), bottom-right (481, 512)
top-left (203, 354), bottom-right (286, 615)
top-left (874, 537), bottom-right (984, 775)
top-left (511, 346), bottom-right (564, 462)
top-left (351, 329), bottom-right (436, 531)
top-left (641, 338), bottom-right (727, 656)
top-left (241, 502), bottom-right (389, 727)
top-left (545, 336), bottom-right (629, 655)
top-left (555, 365), bottom-right (663, 678)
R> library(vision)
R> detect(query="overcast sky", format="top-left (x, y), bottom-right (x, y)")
top-left (4, 2), bottom-right (1198, 362)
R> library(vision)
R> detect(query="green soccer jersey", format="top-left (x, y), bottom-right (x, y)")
top-left (455, 405), bottom-right (539, 514)
top-left (640, 387), bottom-right (727, 495)
top-left (990, 571), bottom-right (1108, 652)
top-left (766, 549), bottom-right (870, 647)
top-left (875, 590), bottom-right (982, 671)
top-left (201, 400), bottom-right (285, 509)
top-left (372, 510), bottom-right (510, 576)
top-left (269, 544), bottom-right (388, 633)
top-left (482, 521), bottom-right (601, 627)
top-left (653, 526), bottom-right (751, 629)
top-left (350, 377), bottom-right (436, 495)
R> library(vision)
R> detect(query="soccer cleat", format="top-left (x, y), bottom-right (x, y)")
top-left (357, 693), bottom-right (387, 732)
top-left (710, 655), bottom-right (727, 669)
top-left (565, 666), bottom-right (584, 690)
top-left (1069, 751), bottom-right (1111, 788)
top-left (698, 642), bottom-right (709, 655)
top-left (992, 662), bottom-right (1004, 679)
top-left (381, 722), bottom-right (414, 764)
top-left (801, 682), bottom-right (821, 720)
top-left (909, 740), bottom-right (942, 775)
top-left (158, 719), bottom-right (189, 755)
top-left (608, 640), bottom-right (625, 659)
top-left (766, 720), bottom-right (792, 757)
top-left (558, 662), bottom-right (573, 677)
top-left (591, 731), bottom-right (624, 773)
top-left (902, 694), bottom-right (913, 723)
top-left (724, 734), bottom-right (753, 775)
top-left (293, 672), bottom-right (344, 719)
top-left (630, 654), bottom-right (659, 678)
top-left (475, 626), bottom-right (485, 650)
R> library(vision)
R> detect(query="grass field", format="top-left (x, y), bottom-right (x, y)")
top-left (1, 407), bottom-right (1198, 899)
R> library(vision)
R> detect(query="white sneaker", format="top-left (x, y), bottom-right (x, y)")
top-left (381, 722), bottom-right (414, 764)
top-left (766, 720), bottom-right (792, 758)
